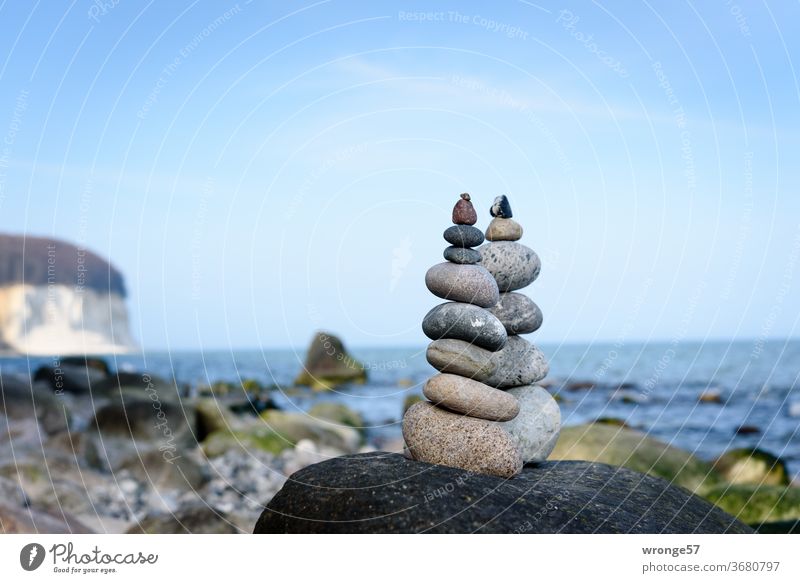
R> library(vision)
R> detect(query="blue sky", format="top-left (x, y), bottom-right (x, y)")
top-left (0, 0), bottom-right (798, 350)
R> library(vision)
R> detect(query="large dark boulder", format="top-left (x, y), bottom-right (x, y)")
top-left (255, 452), bottom-right (753, 534)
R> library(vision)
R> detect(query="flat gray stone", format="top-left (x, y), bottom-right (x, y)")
top-left (443, 225), bottom-right (484, 247)
top-left (426, 336), bottom-right (549, 389)
top-left (422, 302), bottom-right (508, 351)
top-left (500, 385), bottom-right (560, 462)
top-left (488, 292), bottom-right (543, 335)
top-left (402, 401), bottom-right (522, 478)
top-left (478, 241), bottom-right (541, 292)
top-left (425, 263), bottom-right (500, 308)
top-left (443, 246), bottom-right (481, 264)
top-left (423, 373), bottom-right (519, 421)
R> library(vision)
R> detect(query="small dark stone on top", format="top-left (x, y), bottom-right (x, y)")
top-left (490, 195), bottom-right (513, 218)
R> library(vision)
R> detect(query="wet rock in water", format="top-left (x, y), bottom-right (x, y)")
top-left (89, 398), bottom-right (193, 443)
top-left (499, 385), bottom-right (560, 463)
top-left (478, 241), bottom-right (541, 292)
top-left (422, 302), bottom-right (508, 351)
top-left (254, 452), bottom-right (752, 533)
top-left (0, 503), bottom-right (93, 533)
top-left (260, 409), bottom-right (361, 453)
top-left (203, 409), bottom-right (361, 458)
top-left (549, 423), bottom-right (726, 496)
top-left (202, 426), bottom-right (289, 458)
top-left (443, 225), bottom-right (484, 248)
top-left (566, 381), bottom-right (595, 391)
top-left (452, 193), bottom-right (478, 225)
top-left (703, 484), bottom-right (800, 526)
top-left (126, 504), bottom-right (241, 534)
top-left (293, 331), bottom-right (367, 390)
top-left (402, 401), bottom-right (523, 478)
top-left (735, 425), bottom-right (760, 435)
top-left (308, 402), bottom-right (364, 431)
top-left (443, 246), bottom-right (481, 265)
top-left (712, 448), bottom-right (790, 487)
top-left (59, 356), bottom-right (111, 375)
top-left (422, 373), bottom-right (519, 421)
top-left (424, 263), bottom-right (500, 308)
top-left (698, 388), bottom-right (723, 404)
top-left (194, 398), bottom-right (242, 442)
top-left (92, 371), bottom-right (176, 397)
top-left (426, 336), bottom-right (549, 389)
top-left (487, 292), bottom-right (543, 335)
top-left (33, 362), bottom-right (108, 394)
top-left (485, 217), bottom-right (523, 241)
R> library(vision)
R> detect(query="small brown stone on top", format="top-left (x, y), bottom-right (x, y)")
top-left (452, 193), bottom-right (478, 225)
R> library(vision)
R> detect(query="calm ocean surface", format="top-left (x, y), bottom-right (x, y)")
top-left (3, 339), bottom-right (799, 478)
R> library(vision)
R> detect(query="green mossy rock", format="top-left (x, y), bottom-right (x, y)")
top-left (704, 484), bottom-right (800, 525)
top-left (202, 427), bottom-right (291, 457)
top-left (712, 448), bottom-right (790, 487)
top-left (308, 402), bottom-right (364, 431)
top-left (260, 410), bottom-right (361, 452)
top-left (550, 423), bottom-right (726, 496)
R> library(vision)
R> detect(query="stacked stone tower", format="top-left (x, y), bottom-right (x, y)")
top-left (402, 194), bottom-right (560, 478)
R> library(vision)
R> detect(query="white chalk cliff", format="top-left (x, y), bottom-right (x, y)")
top-left (0, 234), bottom-right (137, 355)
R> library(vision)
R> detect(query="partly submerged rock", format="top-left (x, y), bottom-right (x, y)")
top-left (704, 483), bottom-right (800, 526)
top-left (549, 423), bottom-right (726, 496)
top-left (293, 331), bottom-right (367, 390)
top-left (254, 452), bottom-right (752, 533)
top-left (712, 448), bottom-right (790, 487)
